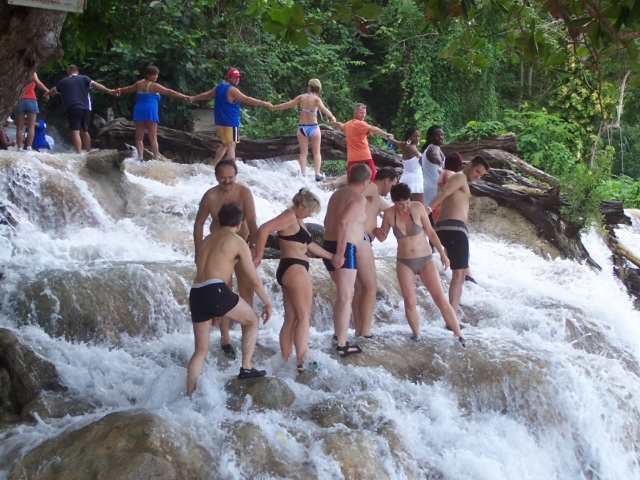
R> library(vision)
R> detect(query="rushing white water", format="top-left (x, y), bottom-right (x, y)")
top-left (1, 151), bottom-right (640, 479)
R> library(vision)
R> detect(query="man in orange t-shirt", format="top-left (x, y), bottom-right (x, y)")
top-left (332, 103), bottom-right (394, 181)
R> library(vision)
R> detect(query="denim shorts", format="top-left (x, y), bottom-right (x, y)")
top-left (13, 99), bottom-right (39, 115)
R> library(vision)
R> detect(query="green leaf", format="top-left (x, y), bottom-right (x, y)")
top-left (510, 51), bottom-right (520, 64)
top-left (291, 3), bottom-right (305, 28)
top-left (628, 75), bottom-right (640, 88)
top-left (292, 29), bottom-right (309, 49)
top-left (470, 37), bottom-right (486, 50)
top-left (567, 17), bottom-right (592, 29)
top-left (356, 4), bottom-right (382, 20)
top-left (576, 46), bottom-right (590, 57)
top-left (546, 52), bottom-right (566, 66)
top-left (264, 20), bottom-right (286, 35)
top-left (450, 56), bottom-right (469, 69)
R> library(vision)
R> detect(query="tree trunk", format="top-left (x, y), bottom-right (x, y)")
top-left (0, 4), bottom-right (66, 124)
top-left (94, 118), bottom-right (403, 169)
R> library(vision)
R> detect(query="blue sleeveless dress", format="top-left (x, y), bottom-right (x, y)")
top-left (133, 83), bottom-right (160, 123)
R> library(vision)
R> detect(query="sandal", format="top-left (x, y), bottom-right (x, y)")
top-left (297, 361), bottom-right (320, 374)
top-left (238, 367), bottom-right (266, 379)
top-left (458, 337), bottom-right (467, 348)
top-left (221, 344), bottom-right (236, 359)
top-left (336, 343), bottom-right (362, 357)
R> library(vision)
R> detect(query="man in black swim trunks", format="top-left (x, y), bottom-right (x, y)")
top-left (45, 65), bottom-right (116, 154)
top-left (322, 163), bottom-right (371, 357)
top-left (426, 156), bottom-right (489, 315)
top-left (187, 202), bottom-right (272, 396)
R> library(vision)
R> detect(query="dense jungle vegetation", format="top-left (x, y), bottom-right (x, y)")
top-left (34, 0), bottom-right (640, 225)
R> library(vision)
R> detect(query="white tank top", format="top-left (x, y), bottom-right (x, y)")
top-left (422, 145), bottom-right (443, 204)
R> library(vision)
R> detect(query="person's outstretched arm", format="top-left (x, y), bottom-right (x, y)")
top-left (228, 87), bottom-right (272, 108)
top-left (269, 95), bottom-right (301, 111)
top-left (189, 86), bottom-right (216, 102)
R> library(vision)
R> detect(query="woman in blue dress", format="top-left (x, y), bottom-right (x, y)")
top-left (117, 66), bottom-right (189, 160)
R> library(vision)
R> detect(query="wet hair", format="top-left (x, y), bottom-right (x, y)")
top-left (348, 164), bottom-right (371, 184)
top-left (390, 183), bottom-right (411, 202)
top-left (145, 65), bottom-right (159, 77)
top-left (68, 65), bottom-right (79, 73)
top-left (308, 78), bottom-right (322, 94)
top-left (218, 202), bottom-right (243, 226)
top-left (353, 103), bottom-right (366, 113)
top-left (215, 159), bottom-right (238, 176)
top-left (403, 126), bottom-right (420, 142)
top-left (469, 155), bottom-right (490, 171)
top-left (292, 188), bottom-right (321, 215)
top-left (444, 152), bottom-right (463, 172)
top-left (375, 167), bottom-right (398, 182)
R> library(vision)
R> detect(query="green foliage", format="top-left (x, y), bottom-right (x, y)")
top-left (320, 160), bottom-right (347, 176)
top-left (559, 148), bottom-right (613, 229)
top-left (454, 120), bottom-right (506, 140)
top-left (602, 175), bottom-right (640, 208)
top-left (502, 109), bottom-right (580, 176)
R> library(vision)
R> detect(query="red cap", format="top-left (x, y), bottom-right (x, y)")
top-left (227, 68), bottom-right (241, 78)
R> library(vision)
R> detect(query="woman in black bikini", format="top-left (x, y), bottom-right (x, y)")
top-left (253, 188), bottom-right (333, 371)
top-left (269, 79), bottom-right (336, 181)
top-left (376, 183), bottom-right (465, 346)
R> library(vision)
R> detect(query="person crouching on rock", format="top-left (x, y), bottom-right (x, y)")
top-left (187, 202), bottom-right (272, 397)
top-left (375, 183), bottom-right (465, 346)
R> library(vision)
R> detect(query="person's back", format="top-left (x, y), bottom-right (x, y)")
top-left (56, 75), bottom-right (92, 113)
top-left (32, 120), bottom-right (49, 150)
top-left (194, 228), bottom-right (242, 284)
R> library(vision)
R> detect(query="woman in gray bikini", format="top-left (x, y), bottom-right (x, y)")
top-left (253, 188), bottom-right (333, 372)
top-left (269, 79), bottom-right (336, 181)
top-left (376, 183), bottom-right (465, 346)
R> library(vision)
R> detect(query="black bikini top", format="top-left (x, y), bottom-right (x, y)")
top-left (393, 212), bottom-right (423, 239)
top-left (279, 222), bottom-right (313, 244)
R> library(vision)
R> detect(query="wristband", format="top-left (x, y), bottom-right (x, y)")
top-left (116, 88), bottom-right (121, 95)
top-left (250, 244), bottom-right (257, 248)
top-left (426, 206), bottom-right (432, 214)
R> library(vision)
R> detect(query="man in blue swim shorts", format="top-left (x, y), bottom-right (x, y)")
top-left (323, 163), bottom-right (371, 358)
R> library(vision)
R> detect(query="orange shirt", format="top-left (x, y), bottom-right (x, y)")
top-left (341, 119), bottom-right (372, 162)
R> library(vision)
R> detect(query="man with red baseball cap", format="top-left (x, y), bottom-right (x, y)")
top-left (190, 68), bottom-right (272, 166)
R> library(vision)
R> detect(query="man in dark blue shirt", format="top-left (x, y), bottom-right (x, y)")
top-left (45, 65), bottom-right (115, 153)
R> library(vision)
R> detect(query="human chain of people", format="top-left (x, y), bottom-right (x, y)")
top-left (2, 64), bottom-right (490, 396)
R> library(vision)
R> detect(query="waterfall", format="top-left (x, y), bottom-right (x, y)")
top-left (1, 150), bottom-right (639, 479)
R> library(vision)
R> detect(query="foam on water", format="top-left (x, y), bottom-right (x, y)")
top-left (1, 151), bottom-right (640, 479)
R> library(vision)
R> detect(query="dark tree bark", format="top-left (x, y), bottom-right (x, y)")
top-left (0, 4), bottom-right (66, 123)
top-left (93, 118), bottom-right (403, 169)
top-left (472, 169), bottom-right (605, 268)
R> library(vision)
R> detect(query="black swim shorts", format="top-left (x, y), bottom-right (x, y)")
top-left (67, 108), bottom-right (91, 132)
top-left (189, 279), bottom-right (239, 323)
top-left (435, 219), bottom-right (469, 271)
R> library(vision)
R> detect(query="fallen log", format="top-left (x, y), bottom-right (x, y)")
top-left (471, 169), bottom-right (599, 267)
top-left (442, 133), bottom-right (517, 156)
top-left (93, 118), bottom-right (402, 169)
